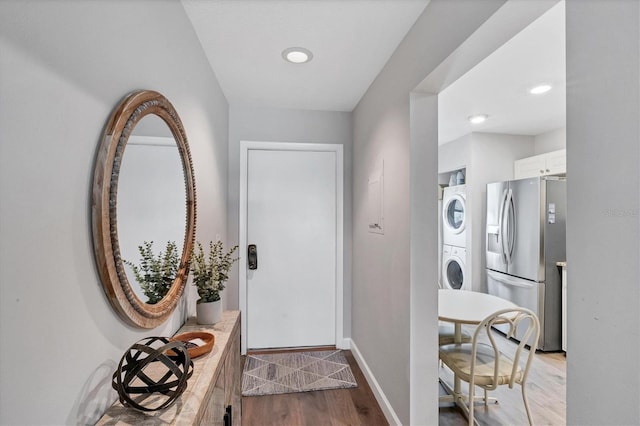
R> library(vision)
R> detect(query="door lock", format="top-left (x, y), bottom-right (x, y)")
top-left (248, 244), bottom-right (258, 270)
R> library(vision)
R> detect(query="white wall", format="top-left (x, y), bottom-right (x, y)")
top-left (352, 1), bottom-right (508, 423)
top-left (438, 133), bottom-right (471, 174)
top-left (0, 1), bottom-right (228, 424)
top-left (227, 105), bottom-right (353, 336)
top-left (534, 126), bottom-right (566, 154)
top-left (467, 133), bottom-right (534, 292)
top-left (566, 0), bottom-right (640, 424)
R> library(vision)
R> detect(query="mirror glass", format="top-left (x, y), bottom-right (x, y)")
top-left (92, 90), bottom-right (196, 329)
top-left (117, 114), bottom-right (186, 303)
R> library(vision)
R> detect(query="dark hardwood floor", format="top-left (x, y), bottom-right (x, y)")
top-left (241, 350), bottom-right (389, 426)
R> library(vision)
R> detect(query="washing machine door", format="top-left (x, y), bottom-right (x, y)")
top-left (443, 257), bottom-right (465, 290)
top-left (443, 194), bottom-right (466, 235)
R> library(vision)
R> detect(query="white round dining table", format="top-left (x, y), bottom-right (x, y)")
top-left (438, 289), bottom-right (518, 325)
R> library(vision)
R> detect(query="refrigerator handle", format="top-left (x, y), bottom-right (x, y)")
top-left (498, 188), bottom-right (508, 265)
top-left (506, 188), bottom-right (516, 263)
top-left (487, 270), bottom-right (534, 289)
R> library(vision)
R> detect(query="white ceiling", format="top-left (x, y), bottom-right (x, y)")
top-left (182, 0), bottom-right (430, 112)
top-left (438, 2), bottom-right (566, 144)
top-left (181, 1), bottom-right (565, 141)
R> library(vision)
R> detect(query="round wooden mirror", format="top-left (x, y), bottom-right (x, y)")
top-left (92, 90), bottom-right (196, 328)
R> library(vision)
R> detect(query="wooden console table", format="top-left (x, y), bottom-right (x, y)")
top-left (97, 310), bottom-right (241, 425)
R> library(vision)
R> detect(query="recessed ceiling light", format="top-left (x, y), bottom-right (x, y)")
top-left (530, 84), bottom-right (552, 95)
top-left (282, 47), bottom-right (313, 64)
top-left (468, 114), bottom-right (488, 124)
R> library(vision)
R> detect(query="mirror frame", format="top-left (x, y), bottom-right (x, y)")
top-left (92, 90), bottom-right (196, 328)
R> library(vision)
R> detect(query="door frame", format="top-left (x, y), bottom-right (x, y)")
top-left (239, 141), bottom-right (344, 354)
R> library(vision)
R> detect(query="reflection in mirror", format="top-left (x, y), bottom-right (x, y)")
top-left (118, 114), bottom-right (186, 303)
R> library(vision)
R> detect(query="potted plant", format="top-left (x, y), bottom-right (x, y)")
top-left (190, 240), bottom-right (239, 324)
top-left (123, 241), bottom-right (179, 304)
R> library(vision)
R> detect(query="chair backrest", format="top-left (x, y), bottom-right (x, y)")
top-left (471, 307), bottom-right (540, 388)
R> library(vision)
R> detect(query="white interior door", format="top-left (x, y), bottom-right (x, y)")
top-left (240, 143), bottom-right (343, 351)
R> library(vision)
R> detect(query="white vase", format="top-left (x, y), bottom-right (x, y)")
top-left (196, 300), bottom-right (223, 325)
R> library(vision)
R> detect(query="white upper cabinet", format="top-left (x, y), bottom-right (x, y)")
top-left (514, 149), bottom-right (566, 179)
top-left (544, 149), bottom-right (567, 175)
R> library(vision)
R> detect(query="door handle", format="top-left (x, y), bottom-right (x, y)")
top-left (248, 244), bottom-right (258, 270)
top-left (223, 405), bottom-right (232, 426)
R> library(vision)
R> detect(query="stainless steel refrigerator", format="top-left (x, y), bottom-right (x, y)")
top-left (485, 177), bottom-right (566, 351)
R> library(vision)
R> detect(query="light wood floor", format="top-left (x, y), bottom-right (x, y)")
top-left (241, 336), bottom-right (566, 426)
top-left (439, 325), bottom-right (566, 426)
top-left (241, 350), bottom-right (389, 426)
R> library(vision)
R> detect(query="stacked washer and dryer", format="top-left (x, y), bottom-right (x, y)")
top-left (441, 184), bottom-right (469, 290)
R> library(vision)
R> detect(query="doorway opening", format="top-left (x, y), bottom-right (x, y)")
top-left (409, 1), bottom-right (568, 423)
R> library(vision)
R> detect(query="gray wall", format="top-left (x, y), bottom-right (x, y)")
top-left (226, 105), bottom-right (353, 338)
top-left (352, 1), bottom-right (507, 423)
top-left (566, 0), bottom-right (640, 424)
top-left (0, 1), bottom-right (228, 424)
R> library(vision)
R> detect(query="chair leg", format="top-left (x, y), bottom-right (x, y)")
top-left (521, 384), bottom-right (534, 426)
top-left (468, 382), bottom-right (475, 426)
top-left (483, 389), bottom-right (488, 405)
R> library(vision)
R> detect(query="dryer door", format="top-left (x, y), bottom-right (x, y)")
top-left (443, 257), bottom-right (465, 290)
top-left (443, 194), bottom-right (466, 235)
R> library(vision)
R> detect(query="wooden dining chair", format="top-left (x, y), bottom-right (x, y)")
top-left (439, 323), bottom-right (498, 405)
top-left (438, 307), bottom-right (540, 426)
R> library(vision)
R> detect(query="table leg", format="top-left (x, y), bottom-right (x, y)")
top-left (453, 323), bottom-right (462, 396)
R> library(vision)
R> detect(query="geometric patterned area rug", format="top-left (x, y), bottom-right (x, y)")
top-left (241, 350), bottom-right (358, 397)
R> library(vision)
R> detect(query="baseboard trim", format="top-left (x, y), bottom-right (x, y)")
top-left (337, 338), bottom-right (351, 350)
top-left (349, 339), bottom-right (402, 426)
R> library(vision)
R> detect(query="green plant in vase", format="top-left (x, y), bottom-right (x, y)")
top-left (124, 241), bottom-right (179, 304)
top-left (191, 240), bottom-right (239, 303)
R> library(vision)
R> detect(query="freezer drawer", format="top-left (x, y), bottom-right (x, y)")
top-left (487, 270), bottom-right (548, 350)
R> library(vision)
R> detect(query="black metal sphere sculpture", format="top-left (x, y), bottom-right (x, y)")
top-left (112, 336), bottom-right (194, 412)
